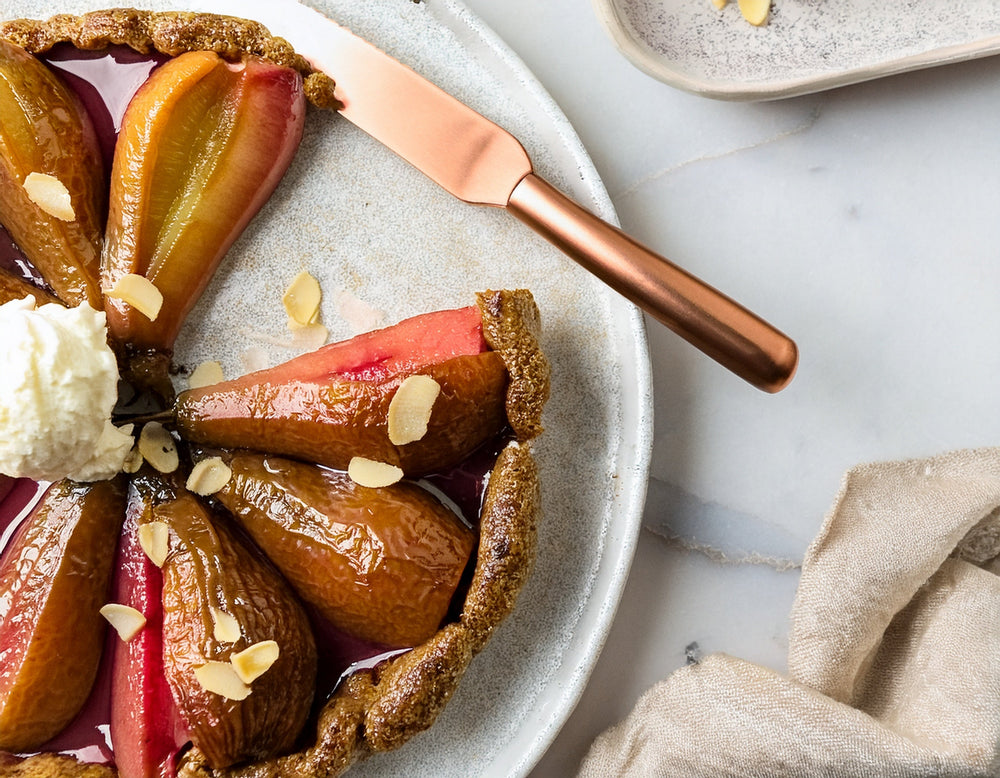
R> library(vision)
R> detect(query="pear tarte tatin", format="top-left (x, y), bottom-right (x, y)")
top-left (0, 10), bottom-right (549, 777)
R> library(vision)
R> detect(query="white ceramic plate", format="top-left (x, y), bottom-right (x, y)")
top-left (592, 0), bottom-right (1000, 100)
top-left (1, 0), bottom-right (653, 775)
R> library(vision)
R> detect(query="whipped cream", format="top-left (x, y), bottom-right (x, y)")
top-left (0, 297), bottom-right (133, 482)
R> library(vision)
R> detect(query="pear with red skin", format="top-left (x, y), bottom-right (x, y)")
top-left (175, 306), bottom-right (509, 476)
top-left (102, 50), bottom-right (305, 356)
top-left (213, 451), bottom-right (476, 647)
top-left (109, 479), bottom-right (184, 778)
top-left (0, 478), bottom-right (125, 752)
top-left (147, 475), bottom-right (317, 770)
top-left (0, 38), bottom-right (104, 307)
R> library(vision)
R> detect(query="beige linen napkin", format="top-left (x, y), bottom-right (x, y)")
top-left (579, 448), bottom-right (1000, 777)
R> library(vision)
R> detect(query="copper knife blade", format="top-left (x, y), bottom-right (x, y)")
top-left (218, 0), bottom-right (798, 392)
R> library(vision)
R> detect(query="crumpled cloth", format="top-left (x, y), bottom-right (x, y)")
top-left (578, 448), bottom-right (1000, 777)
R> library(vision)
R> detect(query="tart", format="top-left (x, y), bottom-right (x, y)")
top-left (0, 9), bottom-right (550, 778)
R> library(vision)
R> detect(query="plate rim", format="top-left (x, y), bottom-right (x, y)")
top-left (0, 0), bottom-right (655, 773)
top-left (430, 2), bottom-right (654, 771)
top-left (590, 0), bottom-right (1000, 101)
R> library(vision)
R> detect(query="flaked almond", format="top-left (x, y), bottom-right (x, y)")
top-left (188, 360), bottom-right (225, 389)
top-left (122, 444), bottom-right (144, 474)
top-left (107, 273), bottom-right (163, 321)
top-left (194, 661), bottom-right (251, 701)
top-left (23, 172), bottom-right (75, 221)
top-left (230, 640), bottom-right (280, 684)
top-left (100, 603), bottom-right (147, 642)
top-left (289, 320), bottom-right (328, 351)
top-left (186, 457), bottom-right (232, 496)
top-left (210, 607), bottom-right (242, 644)
top-left (138, 520), bottom-right (170, 567)
top-left (138, 422), bottom-right (178, 474)
top-left (348, 457), bottom-right (403, 488)
top-left (282, 270), bottom-right (322, 326)
top-left (387, 375), bottom-right (441, 445)
top-left (737, 0), bottom-right (769, 25)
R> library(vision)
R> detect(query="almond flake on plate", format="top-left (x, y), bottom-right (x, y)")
top-left (188, 360), bottom-right (225, 389)
top-left (282, 270), bottom-right (322, 326)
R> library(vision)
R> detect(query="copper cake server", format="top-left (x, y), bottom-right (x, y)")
top-left (218, 0), bottom-right (798, 392)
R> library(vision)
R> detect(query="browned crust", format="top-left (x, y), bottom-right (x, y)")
top-left (0, 752), bottom-right (114, 777)
top-left (177, 442), bottom-right (541, 778)
top-left (174, 292), bottom-right (548, 778)
top-left (0, 12), bottom-right (546, 752)
top-left (477, 289), bottom-right (551, 441)
top-left (0, 9), bottom-right (341, 110)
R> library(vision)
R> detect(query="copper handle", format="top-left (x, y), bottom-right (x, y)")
top-left (507, 173), bottom-right (798, 393)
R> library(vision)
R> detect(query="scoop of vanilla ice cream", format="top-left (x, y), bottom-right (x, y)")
top-left (0, 297), bottom-right (134, 482)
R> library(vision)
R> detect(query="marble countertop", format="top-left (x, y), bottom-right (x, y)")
top-left (459, 0), bottom-right (1000, 774)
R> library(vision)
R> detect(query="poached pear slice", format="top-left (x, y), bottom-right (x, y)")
top-left (0, 478), bottom-right (125, 752)
top-left (109, 481), bottom-right (183, 778)
top-left (0, 39), bottom-right (104, 308)
top-left (174, 306), bottom-right (509, 476)
top-left (213, 451), bottom-right (476, 647)
top-left (0, 266), bottom-right (61, 307)
top-left (102, 49), bottom-right (305, 354)
top-left (144, 475), bottom-right (316, 770)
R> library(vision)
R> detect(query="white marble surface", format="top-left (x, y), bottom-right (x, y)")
top-left (458, 0), bottom-right (1000, 774)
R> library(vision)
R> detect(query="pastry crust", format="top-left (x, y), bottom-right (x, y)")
top-left (0, 8), bottom-right (551, 772)
top-left (0, 752), bottom-right (114, 777)
top-left (176, 291), bottom-right (547, 777)
top-left (0, 9), bottom-right (341, 110)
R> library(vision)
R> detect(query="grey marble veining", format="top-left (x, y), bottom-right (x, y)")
top-left (458, 0), bottom-right (1000, 775)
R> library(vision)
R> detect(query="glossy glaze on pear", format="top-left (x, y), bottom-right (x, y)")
top-left (102, 49), bottom-right (305, 354)
top-left (0, 38), bottom-right (104, 307)
top-left (213, 452), bottom-right (476, 647)
top-left (0, 8), bottom-right (554, 775)
top-left (0, 478), bottom-right (125, 752)
top-left (109, 482), bottom-right (182, 778)
top-left (175, 306), bottom-right (510, 476)
top-left (0, 266), bottom-right (61, 306)
top-left (143, 475), bottom-right (317, 770)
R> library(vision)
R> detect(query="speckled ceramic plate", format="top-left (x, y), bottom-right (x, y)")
top-left (593, 0), bottom-right (1000, 100)
top-left (1, 0), bottom-right (653, 775)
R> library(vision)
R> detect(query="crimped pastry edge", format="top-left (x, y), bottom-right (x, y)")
top-left (1, 12), bottom-right (551, 771)
top-left (0, 8), bottom-right (341, 109)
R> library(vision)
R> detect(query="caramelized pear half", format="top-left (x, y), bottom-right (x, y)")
top-left (103, 49), bottom-right (305, 354)
top-left (0, 39), bottom-right (104, 307)
top-left (0, 478), bottom-right (125, 752)
top-left (146, 476), bottom-right (316, 770)
top-left (175, 306), bottom-right (509, 476)
top-left (213, 451), bottom-right (476, 647)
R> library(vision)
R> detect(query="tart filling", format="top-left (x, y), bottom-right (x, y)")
top-left (0, 9), bottom-right (550, 777)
